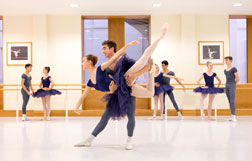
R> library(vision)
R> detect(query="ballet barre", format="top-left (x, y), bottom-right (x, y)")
top-left (1, 84), bottom-right (252, 120)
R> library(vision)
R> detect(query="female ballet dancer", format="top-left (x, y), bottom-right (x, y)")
top-left (150, 64), bottom-right (164, 119)
top-left (193, 61), bottom-right (224, 120)
top-left (161, 60), bottom-right (185, 120)
top-left (33, 67), bottom-right (61, 120)
top-left (224, 56), bottom-right (240, 122)
top-left (75, 25), bottom-right (167, 150)
top-left (21, 64), bottom-right (34, 121)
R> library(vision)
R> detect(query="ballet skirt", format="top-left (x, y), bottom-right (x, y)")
top-left (103, 54), bottom-right (135, 120)
top-left (86, 66), bottom-right (112, 92)
top-left (154, 73), bottom-right (174, 96)
top-left (33, 76), bottom-right (62, 97)
top-left (193, 73), bottom-right (224, 94)
top-left (160, 71), bottom-right (174, 93)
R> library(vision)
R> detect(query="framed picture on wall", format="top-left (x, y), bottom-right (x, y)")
top-left (6, 42), bottom-right (32, 66)
top-left (198, 41), bottom-right (224, 65)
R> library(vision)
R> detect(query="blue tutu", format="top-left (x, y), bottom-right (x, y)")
top-left (154, 86), bottom-right (163, 96)
top-left (160, 85), bottom-right (174, 93)
top-left (103, 55), bottom-right (135, 120)
top-left (33, 89), bottom-right (62, 98)
top-left (193, 87), bottom-right (224, 94)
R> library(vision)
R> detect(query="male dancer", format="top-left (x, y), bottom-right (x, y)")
top-left (21, 64), bottom-right (34, 121)
top-left (224, 56), bottom-right (240, 122)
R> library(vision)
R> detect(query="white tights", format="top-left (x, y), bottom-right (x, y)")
top-left (42, 95), bottom-right (51, 117)
top-left (200, 94), bottom-right (215, 117)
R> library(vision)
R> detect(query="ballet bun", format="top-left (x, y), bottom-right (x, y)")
top-left (86, 55), bottom-right (98, 66)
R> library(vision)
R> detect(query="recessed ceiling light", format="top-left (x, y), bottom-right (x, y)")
top-left (70, 3), bottom-right (79, 8)
top-left (153, 3), bottom-right (161, 7)
top-left (233, 3), bottom-right (243, 7)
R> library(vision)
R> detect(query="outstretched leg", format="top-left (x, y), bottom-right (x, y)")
top-left (125, 24), bottom-right (167, 76)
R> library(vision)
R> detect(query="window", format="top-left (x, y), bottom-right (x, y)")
top-left (83, 19), bottom-right (108, 83)
top-left (229, 18), bottom-right (247, 83)
top-left (82, 17), bottom-right (150, 84)
top-left (125, 19), bottom-right (149, 83)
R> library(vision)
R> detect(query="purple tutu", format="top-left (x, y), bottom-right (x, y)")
top-left (193, 87), bottom-right (224, 94)
top-left (33, 89), bottom-right (62, 98)
top-left (160, 85), bottom-right (174, 93)
top-left (103, 55), bottom-right (134, 120)
top-left (154, 86), bottom-right (163, 96)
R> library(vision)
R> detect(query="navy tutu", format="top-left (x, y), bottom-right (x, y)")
top-left (103, 55), bottom-right (134, 120)
top-left (193, 87), bottom-right (224, 94)
top-left (33, 89), bottom-right (62, 97)
top-left (161, 85), bottom-right (174, 93)
top-left (154, 86), bottom-right (163, 96)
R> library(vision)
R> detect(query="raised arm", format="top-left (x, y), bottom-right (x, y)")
top-left (215, 75), bottom-right (222, 88)
top-left (100, 40), bottom-right (140, 71)
top-left (175, 77), bottom-right (186, 92)
top-left (163, 73), bottom-right (184, 81)
top-left (74, 86), bottom-right (92, 115)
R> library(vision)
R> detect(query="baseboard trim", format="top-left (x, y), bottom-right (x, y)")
top-left (1, 108), bottom-right (252, 117)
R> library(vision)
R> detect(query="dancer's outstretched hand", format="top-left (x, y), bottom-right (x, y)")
top-left (160, 23), bottom-right (169, 39)
top-left (127, 40), bottom-right (140, 46)
top-left (125, 74), bottom-right (137, 86)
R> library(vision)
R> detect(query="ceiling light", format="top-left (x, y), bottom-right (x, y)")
top-left (70, 4), bottom-right (79, 8)
top-left (233, 3), bottom-right (243, 7)
top-left (153, 3), bottom-right (161, 7)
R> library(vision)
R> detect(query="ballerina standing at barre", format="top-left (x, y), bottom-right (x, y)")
top-left (193, 61), bottom-right (224, 120)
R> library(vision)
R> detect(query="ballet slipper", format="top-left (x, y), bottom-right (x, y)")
top-left (160, 23), bottom-right (168, 39)
top-left (148, 58), bottom-right (155, 74)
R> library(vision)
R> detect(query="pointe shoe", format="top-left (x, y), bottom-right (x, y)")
top-left (47, 116), bottom-right (51, 121)
top-left (148, 116), bottom-right (156, 120)
top-left (148, 58), bottom-right (155, 74)
top-left (160, 23), bottom-right (168, 39)
top-left (74, 140), bottom-right (92, 147)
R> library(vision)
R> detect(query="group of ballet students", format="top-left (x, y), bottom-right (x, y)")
top-left (20, 24), bottom-right (239, 150)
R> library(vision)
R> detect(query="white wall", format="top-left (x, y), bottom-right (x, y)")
top-left (151, 14), bottom-right (229, 110)
top-left (3, 15), bottom-right (82, 110)
top-left (3, 14), bottom-right (230, 111)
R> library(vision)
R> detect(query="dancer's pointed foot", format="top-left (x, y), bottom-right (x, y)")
top-left (148, 58), bottom-right (155, 74)
top-left (160, 23), bottom-right (168, 39)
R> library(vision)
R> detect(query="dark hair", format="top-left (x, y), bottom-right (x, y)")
top-left (102, 40), bottom-right (117, 52)
top-left (86, 55), bottom-right (98, 66)
top-left (44, 66), bottom-right (50, 73)
top-left (161, 60), bottom-right (169, 66)
top-left (224, 56), bottom-right (233, 61)
top-left (25, 64), bottom-right (32, 69)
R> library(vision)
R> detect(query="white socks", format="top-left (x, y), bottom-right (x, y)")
top-left (126, 137), bottom-right (133, 150)
top-left (226, 115), bottom-right (237, 122)
top-left (178, 112), bottom-right (184, 120)
top-left (75, 135), bottom-right (95, 147)
top-left (21, 115), bottom-right (29, 121)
